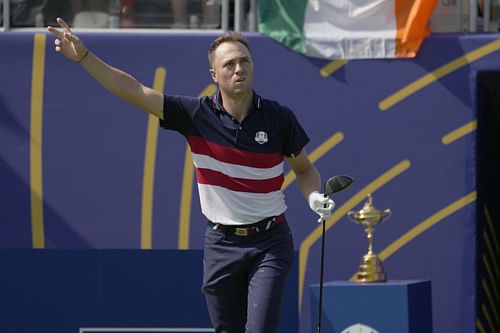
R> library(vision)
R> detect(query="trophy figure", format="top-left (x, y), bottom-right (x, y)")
top-left (347, 194), bottom-right (391, 283)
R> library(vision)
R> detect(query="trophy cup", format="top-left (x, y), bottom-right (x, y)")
top-left (347, 194), bottom-right (391, 283)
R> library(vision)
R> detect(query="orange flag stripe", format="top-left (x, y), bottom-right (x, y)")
top-left (395, 0), bottom-right (437, 57)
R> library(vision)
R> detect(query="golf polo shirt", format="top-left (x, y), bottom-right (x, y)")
top-left (160, 91), bottom-right (309, 225)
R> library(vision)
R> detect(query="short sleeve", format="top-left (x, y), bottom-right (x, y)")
top-left (159, 95), bottom-right (200, 136)
top-left (282, 106), bottom-right (310, 157)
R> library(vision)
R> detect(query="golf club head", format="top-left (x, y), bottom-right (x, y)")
top-left (324, 175), bottom-right (354, 196)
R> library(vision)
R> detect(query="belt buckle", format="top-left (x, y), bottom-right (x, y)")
top-left (234, 228), bottom-right (248, 236)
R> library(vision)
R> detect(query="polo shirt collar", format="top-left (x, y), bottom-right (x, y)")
top-left (211, 90), bottom-right (262, 114)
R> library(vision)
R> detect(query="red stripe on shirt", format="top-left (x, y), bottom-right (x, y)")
top-left (188, 135), bottom-right (283, 168)
top-left (196, 168), bottom-right (284, 193)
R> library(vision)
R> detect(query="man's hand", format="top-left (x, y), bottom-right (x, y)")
top-left (308, 191), bottom-right (335, 222)
top-left (47, 17), bottom-right (88, 63)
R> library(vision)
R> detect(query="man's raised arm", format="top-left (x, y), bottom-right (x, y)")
top-left (47, 17), bottom-right (164, 119)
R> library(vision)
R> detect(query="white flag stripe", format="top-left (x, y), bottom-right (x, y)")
top-left (191, 152), bottom-right (284, 180)
top-left (258, 0), bottom-right (436, 59)
top-left (304, 0), bottom-right (397, 59)
top-left (198, 184), bottom-right (287, 225)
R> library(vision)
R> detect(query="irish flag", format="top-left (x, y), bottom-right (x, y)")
top-left (258, 0), bottom-right (437, 59)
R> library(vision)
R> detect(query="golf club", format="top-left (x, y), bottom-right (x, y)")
top-left (317, 175), bottom-right (354, 333)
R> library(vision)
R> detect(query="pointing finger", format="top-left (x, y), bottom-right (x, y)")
top-left (57, 17), bottom-right (72, 33)
top-left (47, 26), bottom-right (64, 39)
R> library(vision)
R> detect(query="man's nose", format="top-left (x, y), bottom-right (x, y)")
top-left (235, 62), bottom-right (245, 73)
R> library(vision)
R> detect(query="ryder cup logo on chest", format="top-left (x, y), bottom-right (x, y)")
top-left (254, 131), bottom-right (268, 144)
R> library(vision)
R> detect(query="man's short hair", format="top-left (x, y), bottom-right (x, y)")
top-left (208, 32), bottom-right (251, 66)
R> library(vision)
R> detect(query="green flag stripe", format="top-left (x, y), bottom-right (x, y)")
top-left (258, 0), bottom-right (308, 54)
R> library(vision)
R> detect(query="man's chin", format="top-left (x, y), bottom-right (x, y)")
top-left (230, 87), bottom-right (252, 96)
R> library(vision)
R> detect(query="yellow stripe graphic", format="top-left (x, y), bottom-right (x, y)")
top-left (30, 34), bottom-right (46, 249)
top-left (484, 229), bottom-right (500, 278)
top-left (320, 60), bottom-right (348, 77)
top-left (141, 67), bottom-right (166, 249)
top-left (479, 205), bottom-right (499, 330)
top-left (177, 84), bottom-right (217, 249)
top-left (177, 145), bottom-right (195, 249)
top-left (482, 278), bottom-right (499, 324)
top-left (282, 132), bottom-right (344, 191)
top-left (354, 191), bottom-right (477, 280)
top-left (483, 254), bottom-right (499, 302)
top-left (298, 160), bottom-right (411, 307)
top-left (481, 303), bottom-right (495, 333)
top-left (476, 318), bottom-right (487, 333)
top-left (484, 205), bottom-right (499, 256)
top-left (442, 120), bottom-right (477, 145)
top-left (379, 39), bottom-right (500, 111)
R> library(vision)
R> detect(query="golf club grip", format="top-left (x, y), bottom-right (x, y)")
top-left (320, 194), bottom-right (327, 222)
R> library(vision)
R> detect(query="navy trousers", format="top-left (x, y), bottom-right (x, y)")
top-left (202, 220), bottom-right (294, 333)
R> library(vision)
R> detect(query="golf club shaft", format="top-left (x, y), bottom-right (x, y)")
top-left (316, 175), bottom-right (353, 332)
top-left (317, 204), bottom-right (327, 333)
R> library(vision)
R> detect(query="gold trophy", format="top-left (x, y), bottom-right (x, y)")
top-left (347, 194), bottom-right (391, 283)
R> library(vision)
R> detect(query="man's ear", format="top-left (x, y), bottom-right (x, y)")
top-left (209, 68), bottom-right (217, 83)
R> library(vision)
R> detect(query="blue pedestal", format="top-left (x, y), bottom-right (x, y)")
top-left (310, 280), bottom-right (432, 333)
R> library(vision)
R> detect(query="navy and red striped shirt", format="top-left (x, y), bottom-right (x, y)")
top-left (160, 92), bottom-right (309, 225)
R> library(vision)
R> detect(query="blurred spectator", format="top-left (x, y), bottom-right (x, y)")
top-left (7, 0), bottom-right (220, 29)
top-left (71, 0), bottom-right (108, 14)
top-left (201, 0), bottom-right (219, 29)
top-left (71, 0), bottom-right (110, 28)
top-left (128, 0), bottom-right (220, 29)
top-left (120, 0), bottom-right (136, 27)
top-left (119, 0), bottom-right (181, 28)
top-left (10, 0), bottom-right (46, 27)
top-left (477, 0), bottom-right (499, 31)
top-left (10, 0), bottom-right (72, 27)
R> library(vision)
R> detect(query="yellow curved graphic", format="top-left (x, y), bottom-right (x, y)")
top-left (481, 303), bottom-right (495, 333)
top-left (282, 132), bottom-right (344, 191)
top-left (484, 205), bottom-right (499, 260)
top-left (379, 39), bottom-right (500, 111)
top-left (298, 160), bottom-right (411, 307)
top-left (482, 254), bottom-right (499, 304)
top-left (442, 120), bottom-right (477, 145)
top-left (140, 67), bottom-right (166, 249)
top-left (482, 205), bottom-right (499, 322)
top-left (320, 60), bottom-right (348, 77)
top-left (177, 145), bottom-right (195, 250)
top-left (30, 34), bottom-right (47, 249)
top-left (348, 191), bottom-right (477, 281)
top-left (178, 83), bottom-right (217, 249)
top-left (476, 318), bottom-right (487, 333)
top-left (477, 205), bottom-right (499, 331)
top-left (483, 229), bottom-right (499, 279)
top-left (482, 278), bottom-right (498, 326)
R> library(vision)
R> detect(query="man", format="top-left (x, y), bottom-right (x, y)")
top-left (48, 18), bottom-right (335, 333)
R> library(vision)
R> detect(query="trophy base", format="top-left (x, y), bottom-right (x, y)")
top-left (354, 253), bottom-right (387, 283)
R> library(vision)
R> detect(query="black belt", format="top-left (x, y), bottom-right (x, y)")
top-left (207, 213), bottom-right (285, 237)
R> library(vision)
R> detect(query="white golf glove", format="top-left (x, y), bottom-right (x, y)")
top-left (308, 191), bottom-right (336, 223)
